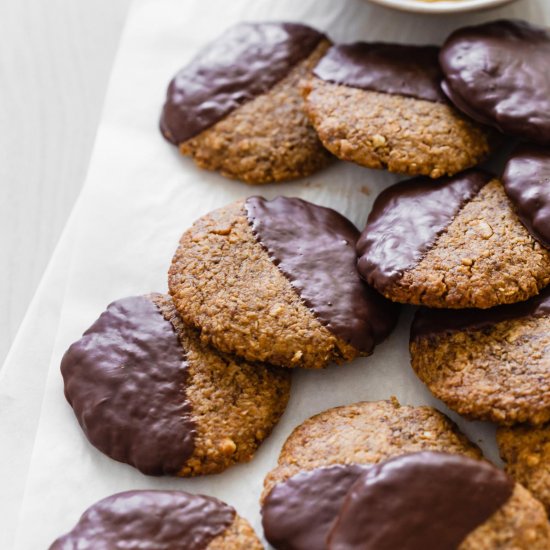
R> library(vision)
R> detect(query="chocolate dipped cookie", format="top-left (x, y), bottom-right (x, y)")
top-left (410, 287), bottom-right (550, 425)
top-left (160, 22), bottom-right (333, 184)
top-left (49, 490), bottom-right (262, 549)
top-left (302, 42), bottom-right (492, 178)
top-left (61, 294), bottom-right (290, 476)
top-left (168, 197), bottom-right (398, 369)
top-left (441, 20), bottom-right (550, 144)
top-left (357, 169), bottom-right (550, 308)
top-left (498, 423), bottom-right (550, 516)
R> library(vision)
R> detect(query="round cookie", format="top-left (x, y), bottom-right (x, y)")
top-left (261, 400), bottom-right (482, 550)
top-left (302, 42), bottom-right (492, 178)
top-left (49, 490), bottom-right (262, 550)
top-left (61, 294), bottom-right (290, 476)
top-left (168, 197), bottom-right (399, 369)
top-left (440, 19), bottom-right (550, 144)
top-left (410, 286), bottom-right (550, 425)
top-left (328, 452), bottom-right (550, 550)
top-left (160, 22), bottom-right (333, 184)
top-left (357, 169), bottom-right (550, 308)
top-left (497, 424), bottom-right (550, 515)
top-left (503, 144), bottom-right (550, 249)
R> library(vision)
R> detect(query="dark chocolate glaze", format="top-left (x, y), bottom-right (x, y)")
top-left (440, 20), bottom-right (550, 144)
top-left (160, 22), bottom-right (325, 144)
top-left (503, 144), bottom-right (550, 248)
top-left (49, 490), bottom-right (235, 550)
top-left (328, 452), bottom-right (514, 550)
top-left (60, 295), bottom-right (195, 476)
top-left (357, 170), bottom-right (492, 292)
top-left (262, 464), bottom-right (369, 550)
top-left (245, 196), bottom-right (399, 353)
top-left (412, 284), bottom-right (550, 339)
top-left (313, 42), bottom-right (446, 103)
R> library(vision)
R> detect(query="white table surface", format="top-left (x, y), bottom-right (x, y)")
top-left (0, 0), bottom-right (132, 365)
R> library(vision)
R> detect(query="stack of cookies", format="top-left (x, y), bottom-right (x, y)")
top-left (53, 18), bottom-right (550, 550)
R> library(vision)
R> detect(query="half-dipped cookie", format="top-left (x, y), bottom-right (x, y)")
top-left (497, 423), bottom-right (550, 516)
top-left (357, 170), bottom-right (550, 308)
top-left (327, 452), bottom-right (549, 550)
top-left (61, 294), bottom-right (290, 476)
top-left (49, 490), bottom-right (262, 549)
top-left (261, 400), bottom-right (482, 550)
top-left (160, 22), bottom-right (333, 184)
top-left (410, 286), bottom-right (550, 425)
top-left (302, 42), bottom-right (492, 178)
top-left (168, 197), bottom-right (399, 369)
top-left (441, 20), bottom-right (550, 144)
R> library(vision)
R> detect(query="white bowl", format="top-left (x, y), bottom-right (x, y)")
top-left (366, 0), bottom-right (517, 14)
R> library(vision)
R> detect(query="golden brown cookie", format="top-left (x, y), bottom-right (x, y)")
top-left (357, 170), bottom-right (550, 309)
top-left (168, 197), bottom-right (398, 369)
top-left (302, 43), bottom-right (492, 178)
top-left (497, 423), bottom-right (550, 516)
top-left (49, 490), bottom-right (263, 550)
top-left (61, 294), bottom-right (290, 477)
top-left (262, 399), bottom-right (481, 499)
top-left (410, 287), bottom-right (550, 426)
top-left (160, 22), bottom-right (333, 184)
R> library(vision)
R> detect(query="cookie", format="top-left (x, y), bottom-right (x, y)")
top-left (49, 490), bottom-right (262, 550)
top-left (357, 169), bottom-right (550, 308)
top-left (502, 144), bottom-right (550, 249)
top-left (261, 400), bottom-right (482, 550)
top-left (160, 22), bottom-right (333, 184)
top-left (328, 452), bottom-right (549, 550)
top-left (302, 42), bottom-right (492, 178)
top-left (168, 197), bottom-right (398, 369)
top-left (410, 286), bottom-right (550, 425)
top-left (497, 424), bottom-right (550, 515)
top-left (440, 20), bottom-right (550, 144)
top-left (61, 294), bottom-right (290, 476)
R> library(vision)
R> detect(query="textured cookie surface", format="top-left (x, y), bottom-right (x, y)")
top-left (169, 198), bottom-right (398, 369)
top-left (498, 424), bottom-right (550, 515)
top-left (61, 294), bottom-right (290, 476)
top-left (49, 490), bottom-right (262, 550)
top-left (410, 287), bottom-right (550, 425)
top-left (357, 170), bottom-right (550, 308)
top-left (441, 19), bottom-right (550, 144)
top-left (160, 22), bottom-right (333, 184)
top-left (262, 399), bottom-right (481, 498)
top-left (303, 43), bottom-right (491, 178)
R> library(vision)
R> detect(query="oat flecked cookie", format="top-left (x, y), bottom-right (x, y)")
top-left (357, 169), bottom-right (550, 308)
top-left (410, 287), bottom-right (550, 426)
top-left (497, 424), bottom-right (550, 516)
top-left (168, 197), bottom-right (399, 369)
top-left (260, 401), bottom-right (550, 550)
top-left (61, 294), bottom-right (290, 477)
top-left (160, 22), bottom-right (333, 184)
top-left (302, 42), bottom-right (492, 178)
top-left (49, 490), bottom-right (262, 550)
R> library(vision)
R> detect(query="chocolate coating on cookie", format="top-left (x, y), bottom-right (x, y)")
top-left (440, 20), bottom-right (550, 143)
top-left (503, 144), bottom-right (550, 248)
top-left (412, 285), bottom-right (550, 339)
top-left (160, 22), bottom-right (325, 144)
top-left (262, 464), bottom-right (368, 550)
top-left (327, 452), bottom-right (514, 550)
top-left (245, 196), bottom-right (399, 352)
top-left (313, 43), bottom-right (445, 103)
top-left (49, 490), bottom-right (234, 550)
top-left (61, 296), bottom-right (195, 475)
top-left (357, 170), bottom-right (492, 291)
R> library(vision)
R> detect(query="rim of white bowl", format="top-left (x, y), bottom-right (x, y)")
top-left (366, 0), bottom-right (517, 14)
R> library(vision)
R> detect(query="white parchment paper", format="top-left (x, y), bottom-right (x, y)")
top-left (10, 0), bottom-right (550, 547)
